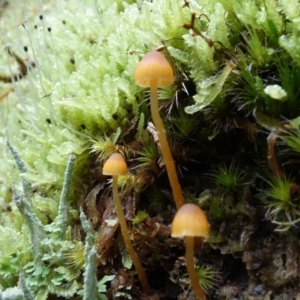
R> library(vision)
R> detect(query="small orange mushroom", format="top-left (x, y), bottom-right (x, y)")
top-left (103, 153), bottom-right (150, 294)
top-left (103, 153), bottom-right (127, 175)
top-left (135, 50), bottom-right (185, 210)
top-left (171, 203), bottom-right (210, 300)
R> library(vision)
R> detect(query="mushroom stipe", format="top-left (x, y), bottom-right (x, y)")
top-left (172, 203), bottom-right (210, 300)
top-left (135, 50), bottom-right (185, 210)
top-left (103, 153), bottom-right (151, 294)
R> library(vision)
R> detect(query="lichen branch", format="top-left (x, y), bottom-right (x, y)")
top-left (54, 154), bottom-right (76, 239)
top-left (83, 247), bottom-right (98, 300)
top-left (7, 142), bottom-right (32, 200)
top-left (12, 187), bottom-right (46, 266)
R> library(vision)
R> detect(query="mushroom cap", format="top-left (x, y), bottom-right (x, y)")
top-left (171, 203), bottom-right (210, 238)
top-left (103, 153), bottom-right (127, 176)
top-left (134, 51), bottom-right (174, 87)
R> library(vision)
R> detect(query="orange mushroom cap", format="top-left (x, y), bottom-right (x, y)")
top-left (171, 203), bottom-right (210, 238)
top-left (134, 50), bottom-right (174, 87)
top-left (103, 153), bottom-right (127, 176)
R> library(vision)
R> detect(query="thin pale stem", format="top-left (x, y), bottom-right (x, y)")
top-left (150, 82), bottom-right (185, 210)
top-left (186, 237), bottom-right (206, 300)
top-left (112, 176), bottom-right (150, 294)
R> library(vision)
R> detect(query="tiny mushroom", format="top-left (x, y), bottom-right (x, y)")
top-left (103, 153), bottom-right (150, 294)
top-left (135, 50), bottom-right (185, 210)
top-left (171, 203), bottom-right (210, 300)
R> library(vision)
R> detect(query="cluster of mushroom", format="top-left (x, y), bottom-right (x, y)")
top-left (102, 50), bottom-right (210, 299)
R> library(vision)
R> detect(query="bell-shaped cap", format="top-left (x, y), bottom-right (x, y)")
top-left (103, 153), bottom-right (127, 176)
top-left (171, 203), bottom-right (210, 238)
top-left (134, 51), bottom-right (174, 87)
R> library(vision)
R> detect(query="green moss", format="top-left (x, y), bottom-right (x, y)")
top-left (2, 0), bottom-right (300, 298)
top-left (211, 162), bottom-right (245, 194)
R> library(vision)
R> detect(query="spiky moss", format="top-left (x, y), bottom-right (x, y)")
top-left (210, 162), bottom-right (245, 194)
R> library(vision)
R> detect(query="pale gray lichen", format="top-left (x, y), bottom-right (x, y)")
top-left (0, 287), bottom-right (24, 300)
